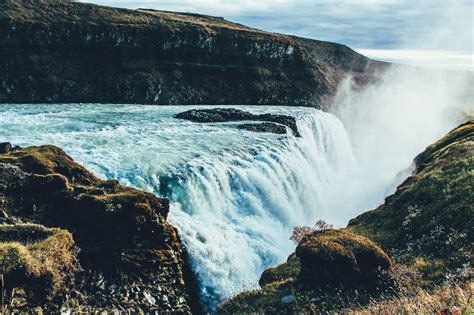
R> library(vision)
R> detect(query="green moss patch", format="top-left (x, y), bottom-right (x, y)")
top-left (349, 120), bottom-right (474, 280)
top-left (0, 224), bottom-right (75, 302)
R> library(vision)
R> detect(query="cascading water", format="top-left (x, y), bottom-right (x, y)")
top-left (0, 103), bottom-right (431, 309)
top-left (162, 111), bottom-right (357, 305)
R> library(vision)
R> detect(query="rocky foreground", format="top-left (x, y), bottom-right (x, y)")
top-left (219, 120), bottom-right (474, 313)
top-left (0, 0), bottom-right (386, 107)
top-left (0, 144), bottom-right (200, 313)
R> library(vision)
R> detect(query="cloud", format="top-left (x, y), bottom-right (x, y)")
top-left (357, 49), bottom-right (474, 71)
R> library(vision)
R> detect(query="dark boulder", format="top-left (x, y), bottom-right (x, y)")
top-left (259, 253), bottom-right (300, 287)
top-left (237, 122), bottom-right (288, 135)
top-left (175, 108), bottom-right (300, 136)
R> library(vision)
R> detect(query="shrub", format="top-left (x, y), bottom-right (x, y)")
top-left (290, 219), bottom-right (334, 244)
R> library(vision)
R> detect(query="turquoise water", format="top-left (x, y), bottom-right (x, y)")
top-left (0, 104), bottom-right (404, 307)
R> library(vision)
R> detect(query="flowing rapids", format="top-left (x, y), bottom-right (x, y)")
top-left (0, 104), bottom-right (413, 308)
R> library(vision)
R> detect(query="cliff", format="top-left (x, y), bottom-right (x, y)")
top-left (0, 143), bottom-right (200, 313)
top-left (349, 119), bottom-right (474, 279)
top-left (0, 0), bottom-right (386, 107)
top-left (219, 120), bottom-right (474, 313)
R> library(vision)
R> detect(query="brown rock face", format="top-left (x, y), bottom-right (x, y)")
top-left (296, 229), bottom-right (392, 289)
top-left (0, 0), bottom-right (386, 107)
top-left (0, 144), bottom-right (200, 313)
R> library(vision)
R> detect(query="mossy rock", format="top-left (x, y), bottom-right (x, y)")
top-left (0, 224), bottom-right (75, 302)
top-left (0, 144), bottom-right (197, 312)
top-left (296, 229), bottom-right (392, 289)
top-left (259, 253), bottom-right (300, 287)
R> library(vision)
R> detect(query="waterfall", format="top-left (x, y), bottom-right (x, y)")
top-left (0, 104), bottom-right (398, 309)
top-left (162, 110), bottom-right (357, 306)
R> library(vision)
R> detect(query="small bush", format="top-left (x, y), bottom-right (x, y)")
top-left (290, 219), bottom-right (334, 244)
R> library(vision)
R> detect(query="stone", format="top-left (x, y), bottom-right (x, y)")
top-left (0, 144), bottom-right (200, 313)
top-left (0, 142), bottom-right (12, 154)
top-left (296, 229), bottom-right (392, 289)
top-left (281, 295), bottom-right (295, 303)
top-left (175, 108), bottom-right (300, 136)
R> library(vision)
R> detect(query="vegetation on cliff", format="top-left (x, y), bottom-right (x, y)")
top-left (0, 0), bottom-right (385, 106)
top-left (349, 119), bottom-right (474, 280)
top-left (0, 224), bottom-right (75, 303)
top-left (0, 143), bottom-right (199, 313)
top-left (219, 120), bottom-right (474, 313)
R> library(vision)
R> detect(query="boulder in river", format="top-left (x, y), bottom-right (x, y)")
top-left (175, 108), bottom-right (300, 136)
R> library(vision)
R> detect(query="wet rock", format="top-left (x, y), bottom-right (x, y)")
top-left (237, 122), bottom-right (288, 134)
top-left (175, 108), bottom-right (300, 136)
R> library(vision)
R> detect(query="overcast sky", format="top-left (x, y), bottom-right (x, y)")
top-left (80, 0), bottom-right (473, 70)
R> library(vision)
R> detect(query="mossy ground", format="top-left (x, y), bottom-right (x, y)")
top-left (349, 120), bottom-right (473, 280)
top-left (0, 224), bottom-right (75, 303)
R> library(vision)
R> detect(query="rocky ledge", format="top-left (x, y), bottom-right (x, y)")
top-left (0, 143), bottom-right (200, 313)
top-left (0, 0), bottom-right (386, 107)
top-left (219, 119), bottom-right (473, 313)
top-left (174, 108), bottom-right (300, 136)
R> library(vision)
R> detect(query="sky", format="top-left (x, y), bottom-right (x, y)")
top-left (79, 0), bottom-right (473, 70)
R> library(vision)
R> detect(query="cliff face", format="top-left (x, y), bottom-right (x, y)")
top-left (0, 0), bottom-right (385, 107)
top-left (0, 144), bottom-right (200, 313)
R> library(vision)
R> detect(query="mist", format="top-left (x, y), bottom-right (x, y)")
top-left (326, 63), bottom-right (472, 225)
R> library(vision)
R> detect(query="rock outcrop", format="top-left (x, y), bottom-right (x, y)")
top-left (0, 143), bottom-right (200, 313)
top-left (237, 122), bottom-right (288, 135)
top-left (174, 108), bottom-right (300, 136)
top-left (296, 229), bottom-right (392, 289)
top-left (0, 0), bottom-right (386, 107)
top-left (219, 120), bottom-right (473, 313)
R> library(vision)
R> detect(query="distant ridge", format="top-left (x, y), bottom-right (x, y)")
top-left (0, 0), bottom-right (387, 107)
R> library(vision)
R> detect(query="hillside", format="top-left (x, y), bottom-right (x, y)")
top-left (0, 0), bottom-right (386, 107)
top-left (219, 120), bottom-right (474, 313)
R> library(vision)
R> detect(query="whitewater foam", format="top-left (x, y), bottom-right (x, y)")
top-left (0, 103), bottom-right (432, 308)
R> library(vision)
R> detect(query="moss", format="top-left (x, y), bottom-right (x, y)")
top-left (349, 120), bottom-right (474, 280)
top-left (259, 253), bottom-right (300, 287)
top-left (0, 224), bottom-right (75, 302)
top-left (0, 145), bottom-right (96, 185)
top-left (296, 229), bottom-right (392, 289)
top-left (414, 120), bottom-right (473, 171)
top-left (0, 144), bottom-right (195, 312)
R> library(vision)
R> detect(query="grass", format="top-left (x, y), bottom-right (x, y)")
top-left (0, 224), bottom-right (75, 304)
top-left (348, 119), bottom-right (474, 280)
top-left (341, 281), bottom-right (473, 314)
